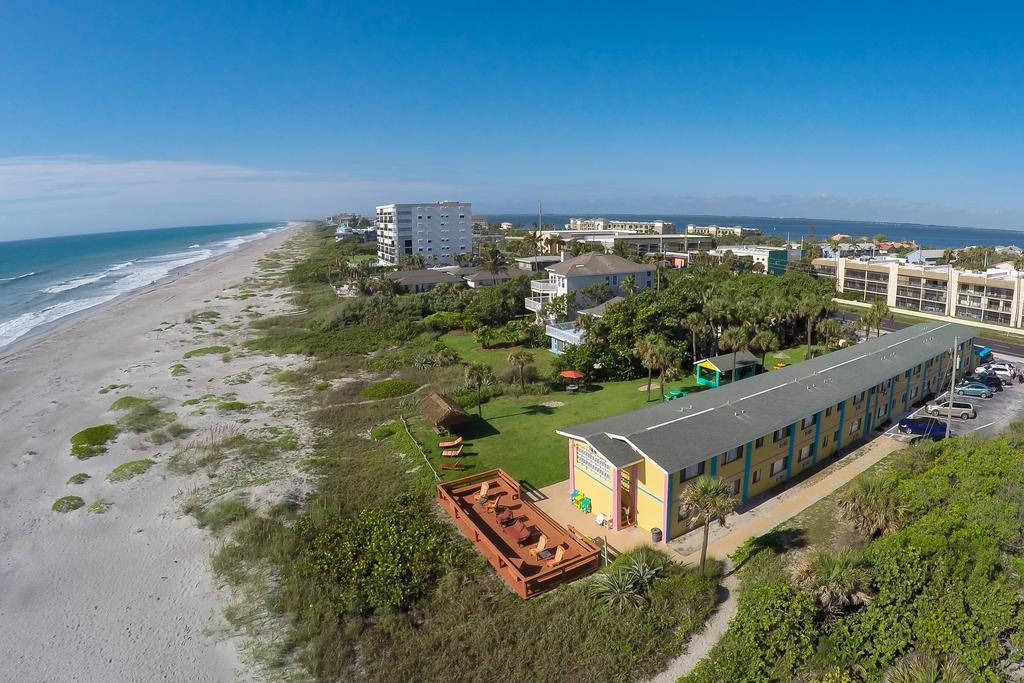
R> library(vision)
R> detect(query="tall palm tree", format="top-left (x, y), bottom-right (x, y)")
top-left (506, 350), bottom-right (533, 391)
top-left (798, 293), bottom-right (830, 359)
top-left (869, 299), bottom-right (892, 337)
top-left (816, 318), bottom-right (843, 349)
top-left (650, 337), bottom-right (676, 399)
top-left (883, 652), bottom-right (973, 683)
top-left (749, 329), bottom-right (781, 369)
top-left (794, 549), bottom-right (873, 622)
top-left (483, 247), bottom-right (507, 285)
top-left (683, 312), bottom-right (706, 365)
top-left (1014, 254), bottom-right (1024, 273)
top-left (719, 325), bottom-right (752, 384)
top-left (464, 363), bottom-right (493, 418)
top-left (633, 333), bottom-right (662, 402)
top-left (838, 473), bottom-right (906, 539)
top-left (621, 275), bottom-right (638, 295)
top-left (403, 253), bottom-right (426, 270)
top-left (680, 476), bottom-right (738, 576)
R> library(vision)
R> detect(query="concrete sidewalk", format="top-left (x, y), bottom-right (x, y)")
top-left (668, 436), bottom-right (904, 566)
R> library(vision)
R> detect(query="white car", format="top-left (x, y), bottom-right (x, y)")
top-left (983, 364), bottom-right (1015, 383)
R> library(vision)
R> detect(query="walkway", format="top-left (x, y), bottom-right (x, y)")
top-left (669, 435), bottom-right (904, 566)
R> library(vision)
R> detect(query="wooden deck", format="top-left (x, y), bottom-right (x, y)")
top-left (437, 468), bottom-right (602, 598)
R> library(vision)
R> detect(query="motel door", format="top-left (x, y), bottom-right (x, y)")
top-left (619, 466), bottom-right (638, 528)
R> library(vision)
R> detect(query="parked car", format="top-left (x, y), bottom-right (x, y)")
top-left (971, 372), bottom-right (1004, 391)
top-left (925, 398), bottom-right (976, 420)
top-left (898, 416), bottom-right (951, 441)
top-left (954, 381), bottom-right (993, 398)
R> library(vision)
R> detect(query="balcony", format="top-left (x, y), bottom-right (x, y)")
top-left (525, 297), bottom-right (545, 312)
top-left (545, 321), bottom-right (585, 347)
top-left (531, 280), bottom-right (558, 294)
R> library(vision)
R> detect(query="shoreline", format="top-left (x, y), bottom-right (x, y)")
top-left (0, 222), bottom-right (309, 680)
top-left (0, 222), bottom-right (298, 357)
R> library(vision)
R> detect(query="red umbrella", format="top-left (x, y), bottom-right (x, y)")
top-left (559, 369), bottom-right (586, 380)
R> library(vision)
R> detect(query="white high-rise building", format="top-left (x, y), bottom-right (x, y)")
top-left (376, 201), bottom-right (473, 266)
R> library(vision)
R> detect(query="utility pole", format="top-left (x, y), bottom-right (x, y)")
top-left (946, 336), bottom-right (959, 439)
top-left (538, 200), bottom-right (543, 232)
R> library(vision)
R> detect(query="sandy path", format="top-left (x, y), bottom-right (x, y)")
top-left (0, 226), bottom-right (299, 681)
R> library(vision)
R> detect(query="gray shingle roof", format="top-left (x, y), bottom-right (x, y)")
top-left (699, 349), bottom-right (760, 373)
top-left (589, 433), bottom-right (644, 468)
top-left (558, 322), bottom-right (974, 474)
top-left (578, 296), bottom-right (625, 318)
top-left (386, 270), bottom-right (464, 286)
top-left (546, 252), bottom-right (656, 277)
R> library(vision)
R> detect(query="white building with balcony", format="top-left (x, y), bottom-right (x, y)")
top-left (568, 217), bottom-right (676, 234)
top-left (376, 201), bottom-right (472, 266)
top-left (526, 252), bottom-right (655, 317)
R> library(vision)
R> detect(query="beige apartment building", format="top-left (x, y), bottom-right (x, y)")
top-left (812, 256), bottom-right (1024, 328)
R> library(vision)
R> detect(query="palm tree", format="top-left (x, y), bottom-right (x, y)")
top-left (869, 299), bottom-right (892, 337)
top-left (371, 275), bottom-right (402, 296)
top-left (883, 652), bottom-right (973, 683)
top-left (403, 253), bottom-right (426, 270)
top-left (1014, 254), bottom-right (1024, 273)
top-left (633, 334), bottom-right (661, 401)
top-left (816, 318), bottom-right (843, 349)
top-left (483, 247), bottom-right (507, 285)
top-left (794, 549), bottom-right (873, 622)
top-left (683, 312), bottom-right (706, 365)
top-left (621, 275), bottom-right (638, 295)
top-left (464, 363), bottom-right (493, 418)
top-left (749, 329), bottom-right (781, 369)
top-left (650, 338), bottom-right (677, 399)
top-left (506, 350), bottom-right (533, 391)
top-left (680, 476), bottom-right (737, 576)
top-left (838, 473), bottom-right (906, 538)
top-left (719, 325), bottom-right (752, 384)
top-left (798, 293), bottom-right (831, 359)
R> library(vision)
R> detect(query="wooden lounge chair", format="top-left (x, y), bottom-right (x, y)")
top-left (438, 436), bottom-right (463, 448)
top-left (502, 519), bottom-right (531, 545)
top-left (439, 461), bottom-right (465, 471)
top-left (495, 507), bottom-right (514, 525)
top-left (485, 492), bottom-right (504, 513)
top-left (528, 534), bottom-right (548, 559)
top-left (475, 481), bottom-right (490, 505)
top-left (441, 445), bottom-right (464, 458)
top-left (545, 544), bottom-right (566, 569)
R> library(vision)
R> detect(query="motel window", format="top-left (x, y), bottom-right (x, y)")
top-left (721, 446), bottom-right (742, 465)
top-left (825, 406), bottom-right (833, 417)
top-left (679, 461), bottom-right (706, 483)
top-left (853, 391), bottom-right (865, 405)
top-left (574, 443), bottom-right (610, 480)
top-left (728, 478), bottom-right (741, 496)
top-left (834, 429), bottom-right (840, 444)
top-left (911, 387), bottom-right (919, 399)
top-left (878, 404), bottom-right (887, 418)
top-left (822, 434), bottom-right (830, 447)
top-left (801, 415), bottom-right (816, 430)
top-left (755, 436), bottom-right (765, 448)
top-left (770, 457), bottom-right (788, 477)
top-left (849, 419), bottom-right (861, 434)
top-left (798, 445), bottom-right (812, 462)
top-left (752, 468), bottom-right (761, 484)
top-left (772, 428), bottom-right (788, 443)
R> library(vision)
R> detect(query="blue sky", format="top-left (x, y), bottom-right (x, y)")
top-left (2, 2), bottom-right (1024, 239)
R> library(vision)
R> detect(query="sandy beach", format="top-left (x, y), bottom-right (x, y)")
top-left (0, 225), bottom-right (306, 681)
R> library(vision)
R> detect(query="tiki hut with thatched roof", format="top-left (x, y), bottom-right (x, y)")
top-left (418, 392), bottom-right (471, 432)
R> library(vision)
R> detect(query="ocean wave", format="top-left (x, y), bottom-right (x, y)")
top-left (41, 260), bottom-right (136, 294)
top-left (0, 271), bottom-right (37, 285)
top-left (0, 294), bottom-right (118, 348)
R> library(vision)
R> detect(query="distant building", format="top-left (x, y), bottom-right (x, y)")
top-left (513, 255), bottom-right (563, 271)
top-left (686, 224), bottom-right (762, 238)
top-left (499, 222), bottom-right (516, 230)
top-left (568, 217), bottom-right (676, 234)
top-left (383, 269), bottom-right (464, 293)
top-left (538, 230), bottom-right (713, 256)
top-left (471, 215), bottom-right (489, 228)
top-left (375, 201), bottom-right (472, 266)
top-left (707, 245), bottom-right (801, 275)
top-left (905, 249), bottom-right (946, 266)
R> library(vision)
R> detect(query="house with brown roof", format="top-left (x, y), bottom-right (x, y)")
top-left (525, 252), bottom-right (655, 315)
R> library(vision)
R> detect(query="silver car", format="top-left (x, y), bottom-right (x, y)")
top-left (925, 399), bottom-right (976, 420)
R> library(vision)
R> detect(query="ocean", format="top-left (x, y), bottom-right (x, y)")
top-left (0, 221), bottom-right (292, 350)
top-left (491, 213), bottom-right (1024, 249)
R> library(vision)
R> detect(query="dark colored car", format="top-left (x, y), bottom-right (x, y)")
top-left (972, 371), bottom-right (1005, 391)
top-left (898, 417), bottom-right (951, 441)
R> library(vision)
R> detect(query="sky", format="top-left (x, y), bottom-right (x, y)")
top-left (3, 2), bottom-right (1024, 240)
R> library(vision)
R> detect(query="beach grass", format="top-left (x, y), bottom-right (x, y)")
top-left (52, 495), bottom-right (85, 513)
top-left (185, 310), bottom-right (221, 324)
top-left (183, 345), bottom-right (230, 359)
top-left (70, 424), bottom-right (118, 459)
top-left (66, 472), bottom-right (91, 485)
top-left (98, 383), bottom-right (129, 395)
top-left (190, 497), bottom-right (252, 532)
top-left (216, 400), bottom-right (251, 413)
top-left (360, 378), bottom-right (418, 400)
top-left (110, 396), bottom-right (175, 433)
top-left (170, 362), bottom-right (188, 376)
top-left (87, 498), bottom-right (112, 514)
top-left (107, 458), bottom-right (156, 482)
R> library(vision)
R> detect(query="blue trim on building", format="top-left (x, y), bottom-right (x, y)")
top-left (920, 359), bottom-right (929, 398)
top-left (812, 412), bottom-right (822, 465)
top-left (886, 376), bottom-right (897, 419)
top-left (785, 423), bottom-right (797, 478)
top-left (709, 454), bottom-right (718, 478)
top-left (863, 388), bottom-right (873, 434)
top-left (837, 400), bottom-right (847, 450)
top-left (741, 442), bottom-right (753, 502)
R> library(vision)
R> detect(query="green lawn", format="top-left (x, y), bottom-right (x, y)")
top-left (762, 344), bottom-right (828, 370)
top-left (440, 332), bottom-right (554, 375)
top-left (347, 254), bottom-right (378, 264)
top-left (409, 374), bottom-right (703, 488)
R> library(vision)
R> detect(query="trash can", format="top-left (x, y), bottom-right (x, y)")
top-left (651, 528), bottom-right (663, 543)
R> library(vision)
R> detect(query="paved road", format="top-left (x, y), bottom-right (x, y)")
top-left (832, 310), bottom-right (1024, 359)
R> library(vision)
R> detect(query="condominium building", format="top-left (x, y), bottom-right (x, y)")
top-left (568, 217), bottom-right (677, 234)
top-left (375, 201), bottom-right (472, 266)
top-left (539, 230), bottom-right (713, 256)
top-left (707, 245), bottom-right (802, 275)
top-left (812, 256), bottom-right (1024, 328)
top-left (557, 323), bottom-right (974, 541)
top-left (686, 224), bottom-right (762, 238)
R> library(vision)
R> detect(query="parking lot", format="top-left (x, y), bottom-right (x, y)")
top-left (886, 359), bottom-right (1024, 442)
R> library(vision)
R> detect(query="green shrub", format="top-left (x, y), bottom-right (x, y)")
top-left (360, 379), bottom-right (418, 400)
top-left (170, 363), bottom-right (188, 376)
top-left (98, 383), bottom-right (129, 394)
top-left (87, 498), bottom-right (112, 514)
top-left (52, 495), bottom-right (85, 513)
top-left (107, 458), bottom-right (156, 482)
top-left (66, 472), bottom-right (90, 485)
top-left (217, 400), bottom-right (251, 412)
top-left (70, 424), bottom-right (118, 459)
top-left (183, 345), bottom-right (230, 359)
top-left (194, 498), bottom-right (251, 532)
top-left (110, 396), bottom-right (175, 433)
top-left (370, 422), bottom-right (399, 440)
top-left (186, 310), bottom-right (221, 324)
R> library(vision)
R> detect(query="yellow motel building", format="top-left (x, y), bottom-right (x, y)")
top-left (557, 322), bottom-right (975, 542)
